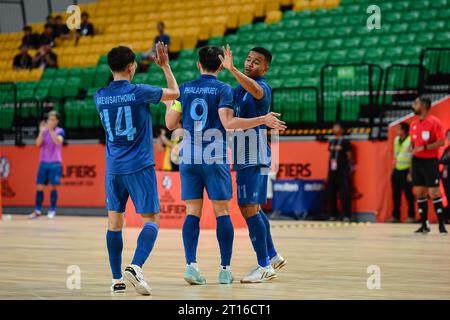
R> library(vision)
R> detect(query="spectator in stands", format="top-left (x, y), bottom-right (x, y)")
top-left (53, 15), bottom-right (71, 40)
top-left (140, 22), bottom-right (171, 72)
top-left (33, 41), bottom-right (58, 69)
top-left (390, 122), bottom-right (415, 223)
top-left (326, 122), bottom-right (354, 221)
top-left (157, 127), bottom-right (182, 172)
top-left (38, 24), bottom-right (55, 47)
top-left (13, 44), bottom-right (33, 70)
top-left (75, 12), bottom-right (94, 44)
top-left (21, 26), bottom-right (40, 50)
top-left (439, 129), bottom-right (450, 223)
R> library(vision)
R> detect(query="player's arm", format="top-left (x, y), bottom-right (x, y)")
top-left (219, 44), bottom-right (264, 100)
top-left (218, 108), bottom-right (286, 131)
top-left (152, 41), bottom-right (179, 101)
top-left (48, 128), bottom-right (64, 145)
top-left (35, 121), bottom-right (46, 147)
top-left (164, 100), bottom-right (182, 131)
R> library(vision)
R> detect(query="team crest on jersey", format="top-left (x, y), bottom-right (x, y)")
top-left (421, 131), bottom-right (430, 141)
top-left (162, 175), bottom-right (172, 190)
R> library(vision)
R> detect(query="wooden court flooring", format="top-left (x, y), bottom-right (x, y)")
top-left (0, 215), bottom-right (449, 300)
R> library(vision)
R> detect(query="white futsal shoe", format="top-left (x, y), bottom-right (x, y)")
top-left (270, 254), bottom-right (287, 270)
top-left (47, 210), bottom-right (56, 219)
top-left (124, 264), bottom-right (152, 296)
top-left (110, 278), bottom-right (126, 294)
top-left (240, 265), bottom-right (277, 283)
top-left (28, 210), bottom-right (42, 219)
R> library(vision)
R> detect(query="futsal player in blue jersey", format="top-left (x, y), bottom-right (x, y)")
top-left (219, 45), bottom-right (287, 283)
top-left (165, 46), bottom-right (285, 285)
top-left (94, 43), bottom-right (179, 294)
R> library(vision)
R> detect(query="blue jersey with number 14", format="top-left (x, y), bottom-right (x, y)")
top-left (177, 74), bottom-right (234, 163)
top-left (94, 80), bottom-right (163, 175)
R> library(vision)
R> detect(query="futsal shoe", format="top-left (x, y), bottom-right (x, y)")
top-left (124, 264), bottom-right (152, 296)
top-left (240, 265), bottom-right (277, 284)
top-left (414, 223), bottom-right (431, 234)
top-left (439, 224), bottom-right (448, 235)
top-left (270, 254), bottom-right (287, 270)
top-left (28, 211), bottom-right (42, 219)
top-left (110, 279), bottom-right (126, 294)
top-left (218, 268), bottom-right (234, 284)
top-left (47, 210), bottom-right (56, 219)
top-left (184, 264), bottom-right (206, 285)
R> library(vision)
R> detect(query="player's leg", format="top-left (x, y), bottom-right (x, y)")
top-left (180, 163), bottom-right (206, 285)
top-left (429, 187), bottom-right (447, 235)
top-left (256, 168), bottom-right (286, 270)
top-left (105, 173), bottom-right (128, 293)
top-left (123, 166), bottom-right (160, 295)
top-left (413, 158), bottom-right (431, 234)
top-left (236, 167), bottom-right (276, 283)
top-left (30, 163), bottom-right (47, 219)
top-left (211, 200), bottom-right (234, 284)
top-left (48, 163), bottom-right (62, 219)
top-left (426, 158), bottom-right (447, 234)
top-left (107, 210), bottom-right (126, 293)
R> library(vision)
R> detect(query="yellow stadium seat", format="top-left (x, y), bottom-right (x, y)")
top-left (210, 23), bottom-right (227, 38)
top-left (169, 35), bottom-right (182, 53)
top-left (182, 28), bottom-right (198, 50)
top-left (266, 0), bottom-right (281, 13)
top-left (265, 10), bottom-right (282, 24)
top-left (239, 4), bottom-right (255, 26)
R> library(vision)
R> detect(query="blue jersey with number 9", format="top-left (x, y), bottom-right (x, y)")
top-left (94, 80), bottom-right (162, 175)
top-left (177, 75), bottom-right (234, 163)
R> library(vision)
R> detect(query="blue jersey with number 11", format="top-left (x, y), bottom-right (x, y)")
top-left (177, 75), bottom-right (234, 163)
top-left (94, 80), bottom-right (163, 175)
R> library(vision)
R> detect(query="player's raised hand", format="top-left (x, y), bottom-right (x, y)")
top-left (39, 120), bottom-right (47, 133)
top-left (152, 41), bottom-right (170, 68)
top-left (262, 112), bottom-right (287, 130)
top-left (219, 44), bottom-right (234, 70)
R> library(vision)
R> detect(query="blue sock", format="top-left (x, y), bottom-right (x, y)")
top-left (216, 215), bottom-right (234, 267)
top-left (106, 230), bottom-right (123, 280)
top-left (35, 190), bottom-right (44, 212)
top-left (259, 210), bottom-right (277, 259)
top-left (182, 215), bottom-right (200, 264)
top-left (246, 214), bottom-right (270, 267)
top-left (50, 190), bottom-right (58, 211)
top-left (131, 222), bottom-right (159, 267)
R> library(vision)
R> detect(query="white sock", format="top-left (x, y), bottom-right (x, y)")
top-left (221, 265), bottom-right (230, 271)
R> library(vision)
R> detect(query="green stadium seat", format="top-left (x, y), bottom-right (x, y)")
top-left (302, 28), bottom-right (320, 40)
top-left (305, 40), bottom-right (324, 51)
top-left (334, 26), bottom-right (352, 39)
top-left (290, 41), bottom-right (308, 52)
top-left (328, 50), bottom-right (348, 63)
top-left (0, 105), bottom-right (14, 130)
top-left (274, 53), bottom-right (293, 65)
top-left (292, 52), bottom-right (313, 65)
top-left (298, 18), bottom-right (316, 29)
top-left (49, 78), bottom-right (66, 98)
top-left (426, 21), bottom-right (445, 32)
top-left (80, 68), bottom-right (95, 90)
top-left (397, 34), bottom-right (415, 46)
top-left (410, 1), bottom-right (429, 10)
top-left (35, 88), bottom-right (49, 101)
top-left (347, 49), bottom-right (365, 63)
top-left (310, 51), bottom-right (330, 64)
top-left (94, 65), bottom-right (111, 87)
top-left (98, 55), bottom-right (108, 65)
top-left (42, 68), bottom-right (57, 79)
top-left (343, 37), bottom-right (361, 49)
top-left (390, 23), bottom-right (408, 34)
top-left (37, 79), bottom-right (52, 90)
top-left (325, 38), bottom-right (343, 50)
top-left (272, 42), bottom-right (290, 54)
top-left (378, 35), bottom-right (397, 47)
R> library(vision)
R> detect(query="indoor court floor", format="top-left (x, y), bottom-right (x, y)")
top-left (0, 215), bottom-right (449, 300)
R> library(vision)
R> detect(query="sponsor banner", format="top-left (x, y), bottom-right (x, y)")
top-left (124, 171), bottom-right (246, 229)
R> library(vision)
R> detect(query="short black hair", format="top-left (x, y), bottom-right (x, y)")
top-left (157, 21), bottom-right (165, 28)
top-left (418, 96), bottom-right (431, 110)
top-left (250, 47), bottom-right (272, 64)
top-left (198, 46), bottom-right (223, 73)
top-left (44, 23), bottom-right (53, 30)
top-left (107, 46), bottom-right (136, 72)
top-left (81, 12), bottom-right (89, 18)
top-left (55, 15), bottom-right (63, 20)
top-left (399, 122), bottom-right (409, 134)
top-left (23, 25), bottom-right (32, 32)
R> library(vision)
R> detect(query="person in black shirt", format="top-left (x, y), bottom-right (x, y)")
top-left (33, 42), bottom-right (58, 69)
top-left (13, 44), bottom-right (33, 69)
top-left (140, 22), bottom-right (171, 72)
top-left (38, 24), bottom-right (55, 47)
top-left (326, 122), bottom-right (354, 221)
top-left (75, 12), bottom-right (94, 44)
top-left (53, 15), bottom-right (70, 39)
top-left (21, 26), bottom-right (40, 50)
top-left (439, 129), bottom-right (450, 223)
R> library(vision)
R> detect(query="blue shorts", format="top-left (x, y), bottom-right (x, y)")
top-left (180, 163), bottom-right (232, 201)
top-left (105, 165), bottom-right (160, 214)
top-left (36, 162), bottom-right (62, 185)
top-left (236, 166), bottom-right (269, 205)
